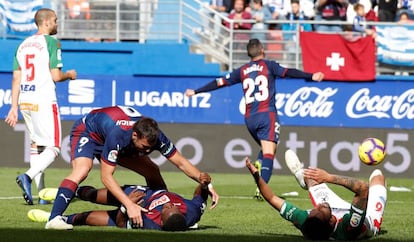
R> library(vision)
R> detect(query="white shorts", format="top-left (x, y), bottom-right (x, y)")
top-left (20, 102), bottom-right (62, 147)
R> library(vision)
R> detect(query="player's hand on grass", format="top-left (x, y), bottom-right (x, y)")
top-left (303, 167), bottom-right (331, 184)
top-left (185, 89), bottom-right (195, 97)
top-left (199, 172), bottom-right (219, 209)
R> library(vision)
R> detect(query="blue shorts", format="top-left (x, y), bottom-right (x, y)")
top-left (70, 118), bottom-right (103, 161)
top-left (245, 112), bottom-right (280, 145)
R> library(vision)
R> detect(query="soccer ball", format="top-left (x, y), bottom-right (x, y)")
top-left (358, 138), bottom-right (386, 165)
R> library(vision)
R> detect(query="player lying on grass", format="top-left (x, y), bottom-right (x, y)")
top-left (245, 149), bottom-right (387, 240)
top-left (29, 172), bottom-right (211, 231)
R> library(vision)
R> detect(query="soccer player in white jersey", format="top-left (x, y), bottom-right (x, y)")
top-left (246, 150), bottom-right (387, 240)
top-left (5, 8), bottom-right (77, 205)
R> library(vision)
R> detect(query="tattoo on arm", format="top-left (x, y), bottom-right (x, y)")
top-left (331, 175), bottom-right (369, 209)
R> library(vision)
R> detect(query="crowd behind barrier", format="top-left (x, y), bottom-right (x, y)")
top-left (0, 0), bottom-right (413, 75)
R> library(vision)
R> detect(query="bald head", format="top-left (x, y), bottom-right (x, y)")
top-left (34, 8), bottom-right (58, 35)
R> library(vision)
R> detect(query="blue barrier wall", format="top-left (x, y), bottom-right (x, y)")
top-left (0, 39), bottom-right (221, 76)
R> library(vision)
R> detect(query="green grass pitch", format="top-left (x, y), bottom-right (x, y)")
top-left (0, 167), bottom-right (413, 242)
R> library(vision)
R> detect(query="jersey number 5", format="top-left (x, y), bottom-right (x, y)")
top-left (243, 75), bottom-right (269, 105)
top-left (25, 54), bottom-right (35, 81)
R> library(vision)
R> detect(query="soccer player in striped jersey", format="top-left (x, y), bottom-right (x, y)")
top-left (64, 172), bottom-right (211, 231)
top-left (5, 8), bottom-right (77, 205)
top-left (45, 106), bottom-right (218, 230)
top-left (29, 172), bottom-right (212, 231)
top-left (185, 38), bottom-right (324, 199)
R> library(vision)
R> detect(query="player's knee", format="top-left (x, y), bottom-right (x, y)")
top-left (369, 169), bottom-right (385, 186)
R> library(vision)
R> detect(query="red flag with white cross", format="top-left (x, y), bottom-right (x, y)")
top-left (300, 32), bottom-right (376, 81)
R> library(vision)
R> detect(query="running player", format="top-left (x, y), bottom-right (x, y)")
top-left (5, 8), bottom-right (77, 205)
top-left (185, 38), bottom-right (324, 199)
top-left (45, 106), bottom-right (219, 230)
top-left (245, 150), bottom-right (387, 240)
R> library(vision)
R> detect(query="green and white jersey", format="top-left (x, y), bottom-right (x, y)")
top-left (13, 34), bottom-right (63, 103)
top-left (280, 201), bottom-right (367, 240)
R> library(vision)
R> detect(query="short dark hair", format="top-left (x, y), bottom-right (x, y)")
top-left (34, 8), bottom-right (54, 26)
top-left (300, 216), bottom-right (333, 240)
top-left (132, 117), bottom-right (160, 147)
top-left (247, 38), bottom-right (263, 58)
top-left (162, 213), bottom-right (187, 231)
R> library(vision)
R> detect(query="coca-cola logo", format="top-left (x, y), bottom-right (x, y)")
top-left (346, 88), bottom-right (414, 119)
top-left (239, 87), bottom-right (336, 118)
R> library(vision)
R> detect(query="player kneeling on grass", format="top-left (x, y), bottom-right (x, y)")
top-left (29, 173), bottom-right (211, 231)
top-left (246, 149), bottom-right (387, 240)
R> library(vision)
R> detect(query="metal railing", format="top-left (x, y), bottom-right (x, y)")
top-left (1, 0), bottom-right (412, 75)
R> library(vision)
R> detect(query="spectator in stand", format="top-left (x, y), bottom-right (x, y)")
top-left (352, 3), bottom-right (376, 37)
top-left (314, 0), bottom-right (348, 32)
top-left (263, 0), bottom-right (291, 29)
top-left (397, 0), bottom-right (414, 21)
top-left (398, 11), bottom-right (414, 23)
top-left (282, 0), bottom-right (312, 62)
top-left (249, 0), bottom-right (273, 41)
top-left (199, 0), bottom-right (233, 39)
top-left (223, 0), bottom-right (252, 51)
top-left (373, 0), bottom-right (398, 21)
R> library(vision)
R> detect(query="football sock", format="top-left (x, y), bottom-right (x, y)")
top-left (257, 151), bottom-right (263, 162)
top-left (261, 153), bottom-right (274, 183)
top-left (49, 179), bottom-right (78, 220)
top-left (76, 186), bottom-right (98, 202)
top-left (34, 172), bottom-right (45, 192)
top-left (26, 147), bottom-right (39, 180)
top-left (67, 211), bottom-right (91, 225)
top-left (26, 147), bottom-right (58, 179)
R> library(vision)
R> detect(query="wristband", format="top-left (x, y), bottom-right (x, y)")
top-left (120, 205), bottom-right (127, 214)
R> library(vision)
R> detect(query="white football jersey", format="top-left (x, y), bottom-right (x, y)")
top-left (14, 34), bottom-right (62, 103)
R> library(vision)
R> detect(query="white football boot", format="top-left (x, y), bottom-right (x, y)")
top-left (45, 215), bottom-right (73, 230)
top-left (285, 149), bottom-right (307, 190)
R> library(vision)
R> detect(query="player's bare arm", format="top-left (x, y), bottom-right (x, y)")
top-left (304, 167), bottom-right (369, 208)
top-left (246, 157), bottom-right (285, 210)
top-left (5, 70), bottom-right (21, 127)
top-left (100, 162), bottom-right (147, 227)
top-left (168, 152), bottom-right (219, 208)
top-left (51, 68), bottom-right (77, 82)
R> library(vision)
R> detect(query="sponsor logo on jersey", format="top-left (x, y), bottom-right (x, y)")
top-left (350, 213), bottom-right (362, 227)
top-left (115, 120), bottom-right (135, 126)
top-left (107, 150), bottom-right (118, 162)
top-left (149, 194), bottom-right (170, 211)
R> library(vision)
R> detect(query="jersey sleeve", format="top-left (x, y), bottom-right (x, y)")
top-left (332, 205), bottom-right (366, 240)
top-left (45, 35), bottom-right (63, 69)
top-left (268, 60), bottom-right (288, 78)
top-left (185, 196), bottom-right (206, 227)
top-left (279, 201), bottom-right (309, 229)
top-left (156, 130), bottom-right (177, 158)
top-left (13, 49), bottom-right (20, 71)
top-left (101, 130), bottom-right (131, 166)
